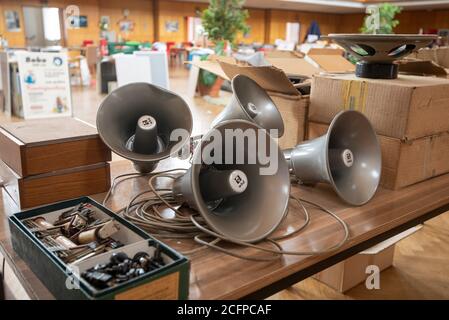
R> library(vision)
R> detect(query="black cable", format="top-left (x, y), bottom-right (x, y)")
top-left (0, 257), bottom-right (5, 300)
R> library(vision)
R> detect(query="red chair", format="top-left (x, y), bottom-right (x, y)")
top-left (82, 40), bottom-right (94, 47)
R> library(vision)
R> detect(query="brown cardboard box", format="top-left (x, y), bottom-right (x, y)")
top-left (399, 59), bottom-right (448, 78)
top-left (0, 160), bottom-right (111, 210)
top-left (314, 245), bottom-right (395, 293)
top-left (0, 117), bottom-right (111, 177)
top-left (310, 73), bottom-right (449, 140)
top-left (411, 46), bottom-right (449, 69)
top-left (308, 121), bottom-right (449, 190)
top-left (313, 226), bottom-right (421, 293)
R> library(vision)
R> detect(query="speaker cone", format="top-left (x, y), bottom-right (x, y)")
top-left (325, 34), bottom-right (437, 79)
top-left (173, 119), bottom-right (290, 242)
top-left (285, 110), bottom-right (381, 205)
top-left (96, 82), bottom-right (192, 172)
top-left (211, 74), bottom-right (285, 137)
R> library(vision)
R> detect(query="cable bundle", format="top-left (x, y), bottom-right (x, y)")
top-left (103, 169), bottom-right (350, 261)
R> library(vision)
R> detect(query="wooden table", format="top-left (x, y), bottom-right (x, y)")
top-left (1, 159), bottom-right (449, 300)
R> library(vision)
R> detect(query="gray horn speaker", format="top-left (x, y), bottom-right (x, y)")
top-left (211, 74), bottom-right (285, 138)
top-left (173, 119), bottom-right (290, 242)
top-left (284, 110), bottom-right (381, 206)
top-left (96, 82), bottom-right (192, 173)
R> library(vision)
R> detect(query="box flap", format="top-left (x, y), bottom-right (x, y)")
top-left (307, 48), bottom-right (355, 73)
top-left (187, 59), bottom-right (230, 80)
top-left (266, 57), bottom-right (321, 78)
top-left (219, 61), bottom-right (300, 96)
top-left (413, 46), bottom-right (449, 69)
top-left (399, 59), bottom-right (449, 77)
top-left (265, 50), bottom-right (304, 59)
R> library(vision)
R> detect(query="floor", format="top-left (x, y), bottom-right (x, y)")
top-left (2, 65), bottom-right (449, 299)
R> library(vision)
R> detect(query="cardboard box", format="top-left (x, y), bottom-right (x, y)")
top-left (8, 196), bottom-right (190, 299)
top-left (0, 160), bottom-right (111, 209)
top-left (399, 59), bottom-right (448, 78)
top-left (310, 73), bottom-right (449, 140)
top-left (313, 226), bottom-right (421, 293)
top-left (308, 121), bottom-right (449, 190)
top-left (314, 245), bottom-right (395, 293)
top-left (305, 48), bottom-right (355, 73)
top-left (411, 46), bottom-right (449, 69)
top-left (0, 117), bottom-right (111, 177)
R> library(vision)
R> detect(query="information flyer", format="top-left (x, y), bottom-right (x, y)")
top-left (16, 51), bottom-right (72, 119)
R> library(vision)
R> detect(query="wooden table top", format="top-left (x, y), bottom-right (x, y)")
top-left (2, 159), bottom-right (449, 300)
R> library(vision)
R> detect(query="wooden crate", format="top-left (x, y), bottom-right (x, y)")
top-left (0, 161), bottom-right (111, 210)
top-left (0, 117), bottom-right (111, 177)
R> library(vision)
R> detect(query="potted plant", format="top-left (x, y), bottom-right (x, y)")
top-left (360, 3), bottom-right (402, 34)
top-left (198, 0), bottom-right (249, 97)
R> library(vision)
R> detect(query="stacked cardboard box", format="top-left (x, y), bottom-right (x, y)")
top-left (0, 117), bottom-right (111, 209)
top-left (309, 73), bottom-right (449, 190)
top-left (411, 46), bottom-right (449, 70)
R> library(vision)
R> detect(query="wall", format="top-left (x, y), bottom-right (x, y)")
top-left (270, 9), bottom-right (340, 44)
top-left (0, 0), bottom-right (99, 47)
top-left (99, 0), bottom-right (153, 42)
top-left (0, 0), bottom-right (30, 47)
top-left (157, 0), bottom-right (207, 43)
top-left (62, 0), bottom-right (100, 46)
top-left (236, 8), bottom-right (266, 44)
top-left (337, 9), bottom-right (449, 34)
top-left (2, 1), bottom-right (449, 47)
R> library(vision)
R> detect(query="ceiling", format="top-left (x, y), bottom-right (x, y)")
top-left (177, 0), bottom-right (449, 13)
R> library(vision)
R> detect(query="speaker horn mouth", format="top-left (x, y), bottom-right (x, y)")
top-left (174, 119), bottom-right (290, 243)
top-left (325, 110), bottom-right (382, 205)
top-left (287, 110), bottom-right (381, 206)
top-left (96, 82), bottom-right (192, 171)
top-left (233, 75), bottom-right (285, 137)
top-left (211, 74), bottom-right (285, 137)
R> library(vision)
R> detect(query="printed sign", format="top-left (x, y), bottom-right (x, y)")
top-left (16, 51), bottom-right (72, 119)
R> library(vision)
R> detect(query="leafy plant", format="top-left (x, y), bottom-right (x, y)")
top-left (360, 3), bottom-right (402, 34)
top-left (201, 0), bottom-right (250, 46)
top-left (199, 1), bottom-right (249, 87)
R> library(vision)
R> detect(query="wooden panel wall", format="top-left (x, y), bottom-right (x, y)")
top-left (0, 0), bottom-right (100, 47)
top-left (337, 9), bottom-right (449, 34)
top-left (62, 0), bottom-right (100, 46)
top-left (236, 8), bottom-right (266, 44)
top-left (2, 1), bottom-right (449, 47)
top-left (158, 0), bottom-right (207, 43)
top-left (0, 0), bottom-right (31, 47)
top-left (99, 0), bottom-right (153, 42)
top-left (269, 9), bottom-right (340, 44)
top-left (337, 13), bottom-right (364, 33)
